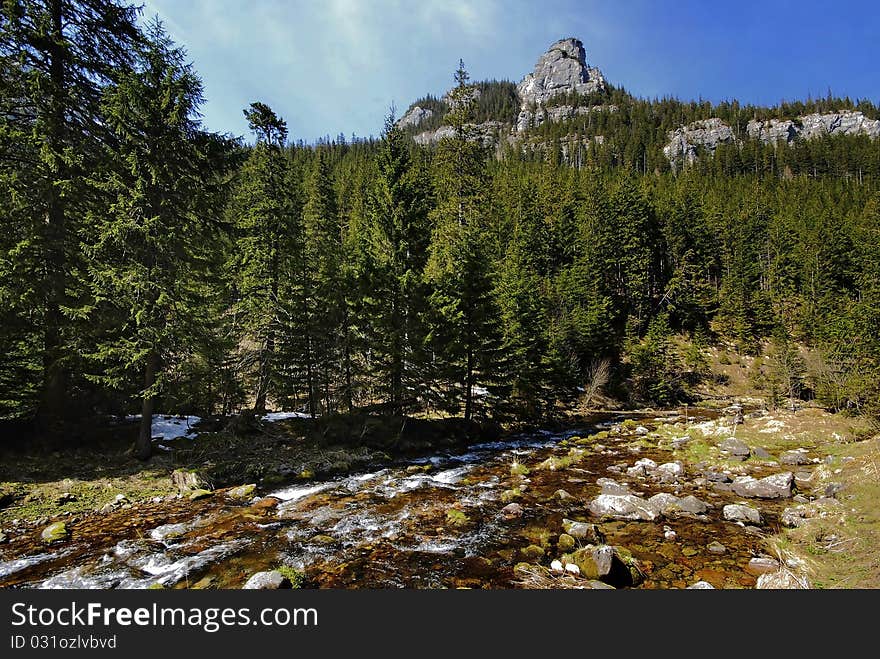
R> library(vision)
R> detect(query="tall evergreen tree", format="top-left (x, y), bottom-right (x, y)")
top-left (84, 19), bottom-right (231, 459)
top-left (299, 148), bottom-right (343, 415)
top-left (425, 61), bottom-right (498, 421)
top-left (0, 0), bottom-right (142, 432)
top-left (229, 102), bottom-right (293, 412)
top-left (364, 112), bottom-right (431, 414)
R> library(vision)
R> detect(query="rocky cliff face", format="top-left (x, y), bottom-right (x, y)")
top-left (663, 119), bottom-right (736, 167)
top-left (747, 111), bottom-right (880, 143)
top-left (397, 105), bottom-right (434, 130)
top-left (663, 111), bottom-right (880, 167)
top-left (515, 38), bottom-right (606, 132)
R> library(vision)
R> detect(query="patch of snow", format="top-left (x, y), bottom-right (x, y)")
top-left (262, 411), bottom-right (311, 422)
top-left (472, 385), bottom-right (489, 397)
top-left (759, 419), bottom-right (786, 434)
top-left (693, 420), bottom-right (729, 437)
top-left (150, 415), bottom-right (201, 441)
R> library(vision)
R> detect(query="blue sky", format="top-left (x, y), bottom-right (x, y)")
top-left (140, 0), bottom-right (880, 143)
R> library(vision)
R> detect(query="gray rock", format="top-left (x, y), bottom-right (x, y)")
top-left (554, 489), bottom-right (575, 501)
top-left (516, 38), bottom-right (606, 131)
top-left (500, 503), bottom-right (524, 519)
top-left (243, 570), bottom-right (291, 590)
top-left (704, 470), bottom-right (732, 483)
top-left (676, 495), bottom-right (709, 515)
top-left (663, 118), bottom-right (735, 168)
top-left (752, 447), bottom-right (772, 459)
top-left (730, 472), bottom-right (793, 499)
top-left (781, 504), bottom-right (815, 528)
top-left (596, 477), bottom-right (629, 494)
top-left (746, 557), bottom-right (781, 576)
top-left (656, 462), bottom-right (684, 482)
top-left (671, 436), bottom-right (691, 450)
top-left (780, 450), bottom-right (811, 466)
top-left (756, 570), bottom-right (810, 589)
top-left (794, 471), bottom-right (814, 489)
top-left (825, 482), bottom-right (845, 498)
top-left (227, 484), bottom-right (257, 500)
top-left (687, 581), bottom-right (716, 589)
top-left (723, 503), bottom-right (763, 524)
top-left (647, 492), bottom-right (681, 515)
top-left (562, 518), bottom-right (605, 544)
top-left (588, 580), bottom-right (617, 589)
top-left (515, 104), bottom-right (615, 132)
top-left (591, 545), bottom-right (617, 578)
top-left (414, 120), bottom-right (505, 147)
top-left (707, 541), bottom-right (727, 555)
top-left (746, 118), bottom-right (798, 144)
top-left (589, 494), bottom-right (659, 521)
top-left (719, 437), bottom-right (751, 457)
top-left (748, 111), bottom-right (880, 146)
top-left (171, 469), bottom-right (206, 494)
top-left (397, 105), bottom-right (434, 130)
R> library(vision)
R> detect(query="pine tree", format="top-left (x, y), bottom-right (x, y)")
top-left (495, 189), bottom-right (551, 418)
top-left (299, 148), bottom-right (343, 415)
top-left (0, 0), bottom-right (142, 431)
top-left (364, 112), bottom-right (432, 414)
top-left (84, 19), bottom-right (232, 459)
top-left (229, 102), bottom-right (294, 413)
top-left (424, 60), bottom-right (498, 421)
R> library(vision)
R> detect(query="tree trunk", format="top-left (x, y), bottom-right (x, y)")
top-left (464, 346), bottom-right (474, 421)
top-left (136, 352), bottom-right (159, 461)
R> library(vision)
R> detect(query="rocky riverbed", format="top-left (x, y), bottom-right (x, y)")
top-left (0, 407), bottom-right (864, 589)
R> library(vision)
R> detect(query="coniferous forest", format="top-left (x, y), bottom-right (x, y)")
top-left (5, 0), bottom-right (880, 596)
top-left (2, 0), bottom-right (880, 465)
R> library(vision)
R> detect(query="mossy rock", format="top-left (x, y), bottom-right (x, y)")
top-left (500, 488), bottom-right (522, 503)
top-left (563, 548), bottom-right (600, 580)
top-left (299, 469), bottom-right (315, 480)
top-left (445, 509), bottom-right (469, 527)
top-left (227, 484), bottom-right (257, 500)
top-left (496, 549), bottom-right (515, 562)
top-left (557, 533), bottom-right (576, 553)
top-left (621, 419), bottom-right (639, 430)
top-left (192, 575), bottom-right (216, 589)
top-left (276, 565), bottom-right (305, 589)
top-left (510, 462), bottom-right (530, 477)
top-left (147, 583), bottom-right (165, 590)
top-left (520, 544), bottom-right (545, 560)
top-left (513, 562), bottom-right (534, 575)
top-left (40, 521), bottom-right (68, 544)
top-left (311, 534), bottom-right (336, 544)
top-left (188, 489), bottom-right (213, 501)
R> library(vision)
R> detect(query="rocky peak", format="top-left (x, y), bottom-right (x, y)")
top-left (515, 38), bottom-right (606, 132)
top-left (397, 105), bottom-right (434, 130)
top-left (516, 38), bottom-right (606, 108)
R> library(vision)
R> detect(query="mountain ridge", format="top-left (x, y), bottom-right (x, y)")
top-left (399, 37), bottom-right (880, 170)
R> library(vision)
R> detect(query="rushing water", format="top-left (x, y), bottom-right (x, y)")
top-left (0, 413), bottom-right (776, 589)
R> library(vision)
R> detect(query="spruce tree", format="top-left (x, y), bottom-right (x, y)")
top-left (299, 148), bottom-right (343, 415)
top-left (229, 102), bottom-right (294, 412)
top-left (84, 19), bottom-right (231, 459)
top-left (424, 61), bottom-right (498, 421)
top-left (364, 112), bottom-right (431, 414)
top-left (0, 0), bottom-right (142, 431)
